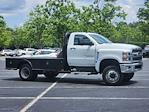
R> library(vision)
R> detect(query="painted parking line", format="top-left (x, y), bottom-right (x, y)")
top-left (41, 97), bottom-right (149, 100)
top-left (0, 97), bottom-right (149, 100)
top-left (54, 86), bottom-right (149, 89)
top-left (143, 58), bottom-right (149, 61)
top-left (0, 76), bottom-right (18, 78)
top-left (134, 79), bottom-right (149, 80)
top-left (137, 71), bottom-right (149, 73)
top-left (0, 86), bottom-right (149, 89)
top-left (135, 75), bottom-right (149, 77)
top-left (0, 87), bottom-right (47, 89)
top-left (0, 97), bottom-right (34, 100)
top-left (0, 70), bottom-right (17, 72)
top-left (0, 58), bottom-right (5, 61)
top-left (20, 73), bottom-right (68, 112)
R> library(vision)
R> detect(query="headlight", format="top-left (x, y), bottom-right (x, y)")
top-left (122, 52), bottom-right (131, 61)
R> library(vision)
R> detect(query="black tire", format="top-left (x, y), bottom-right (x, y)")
top-left (102, 66), bottom-right (124, 86)
top-left (19, 64), bottom-right (37, 81)
top-left (123, 73), bottom-right (134, 82)
top-left (44, 72), bottom-right (58, 80)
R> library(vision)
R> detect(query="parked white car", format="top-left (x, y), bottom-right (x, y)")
top-left (16, 49), bottom-right (26, 56)
top-left (12, 48), bottom-right (36, 56)
top-left (24, 48), bottom-right (37, 55)
top-left (0, 49), bottom-right (15, 56)
top-left (21, 49), bottom-right (56, 58)
top-left (34, 49), bottom-right (56, 55)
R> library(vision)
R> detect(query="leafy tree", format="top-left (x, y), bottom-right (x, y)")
top-left (1, 0), bottom-right (148, 49)
top-left (137, 0), bottom-right (149, 43)
top-left (0, 16), bottom-right (6, 28)
top-left (0, 16), bottom-right (13, 48)
top-left (116, 22), bottom-right (143, 43)
top-left (138, 0), bottom-right (149, 21)
top-left (76, 0), bottom-right (126, 40)
top-left (22, 0), bottom-right (126, 47)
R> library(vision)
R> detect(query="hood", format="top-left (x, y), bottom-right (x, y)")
top-left (97, 43), bottom-right (141, 51)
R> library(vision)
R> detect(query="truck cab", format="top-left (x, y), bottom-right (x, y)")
top-left (66, 32), bottom-right (142, 85)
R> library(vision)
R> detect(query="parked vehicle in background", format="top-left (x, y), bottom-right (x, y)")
top-left (13, 49), bottom-right (23, 56)
top-left (34, 49), bottom-right (56, 55)
top-left (47, 48), bottom-right (62, 58)
top-left (0, 49), bottom-right (16, 56)
top-left (143, 45), bottom-right (149, 57)
top-left (21, 49), bottom-right (56, 58)
top-left (15, 49), bottom-right (25, 56)
top-left (23, 48), bottom-right (37, 55)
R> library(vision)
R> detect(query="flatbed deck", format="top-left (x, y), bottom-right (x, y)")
top-left (6, 57), bottom-right (64, 72)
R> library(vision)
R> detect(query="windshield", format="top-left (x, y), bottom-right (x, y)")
top-left (89, 34), bottom-right (112, 44)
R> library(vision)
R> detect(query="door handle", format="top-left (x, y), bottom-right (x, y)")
top-left (70, 48), bottom-right (76, 50)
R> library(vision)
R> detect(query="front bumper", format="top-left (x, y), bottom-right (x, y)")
top-left (120, 62), bottom-right (143, 73)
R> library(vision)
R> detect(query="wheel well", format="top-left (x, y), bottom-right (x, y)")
top-left (99, 59), bottom-right (120, 74)
top-left (17, 61), bottom-right (32, 69)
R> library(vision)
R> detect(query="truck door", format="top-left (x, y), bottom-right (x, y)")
top-left (67, 34), bottom-right (95, 67)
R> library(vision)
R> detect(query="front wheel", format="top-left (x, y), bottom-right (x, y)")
top-left (19, 64), bottom-right (37, 81)
top-left (102, 66), bottom-right (124, 86)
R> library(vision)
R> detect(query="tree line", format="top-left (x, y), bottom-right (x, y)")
top-left (0, 0), bottom-right (149, 49)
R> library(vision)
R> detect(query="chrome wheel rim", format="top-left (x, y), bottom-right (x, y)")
top-left (105, 70), bottom-right (120, 84)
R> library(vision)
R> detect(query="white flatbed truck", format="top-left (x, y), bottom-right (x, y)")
top-left (6, 32), bottom-right (143, 86)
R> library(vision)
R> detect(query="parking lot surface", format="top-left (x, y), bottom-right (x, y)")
top-left (0, 57), bottom-right (149, 112)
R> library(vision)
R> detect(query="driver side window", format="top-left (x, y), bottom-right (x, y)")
top-left (74, 35), bottom-right (93, 45)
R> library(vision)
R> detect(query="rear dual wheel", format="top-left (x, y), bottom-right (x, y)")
top-left (19, 64), bottom-right (59, 81)
top-left (44, 72), bottom-right (59, 80)
top-left (19, 64), bottom-right (37, 81)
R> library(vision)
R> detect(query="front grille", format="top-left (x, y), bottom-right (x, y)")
top-left (132, 48), bottom-right (142, 61)
top-left (133, 56), bottom-right (142, 61)
top-left (132, 49), bottom-right (142, 53)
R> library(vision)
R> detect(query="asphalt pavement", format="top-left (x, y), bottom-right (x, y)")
top-left (0, 57), bottom-right (149, 112)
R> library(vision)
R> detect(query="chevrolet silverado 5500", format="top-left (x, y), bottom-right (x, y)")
top-left (6, 32), bottom-right (143, 86)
